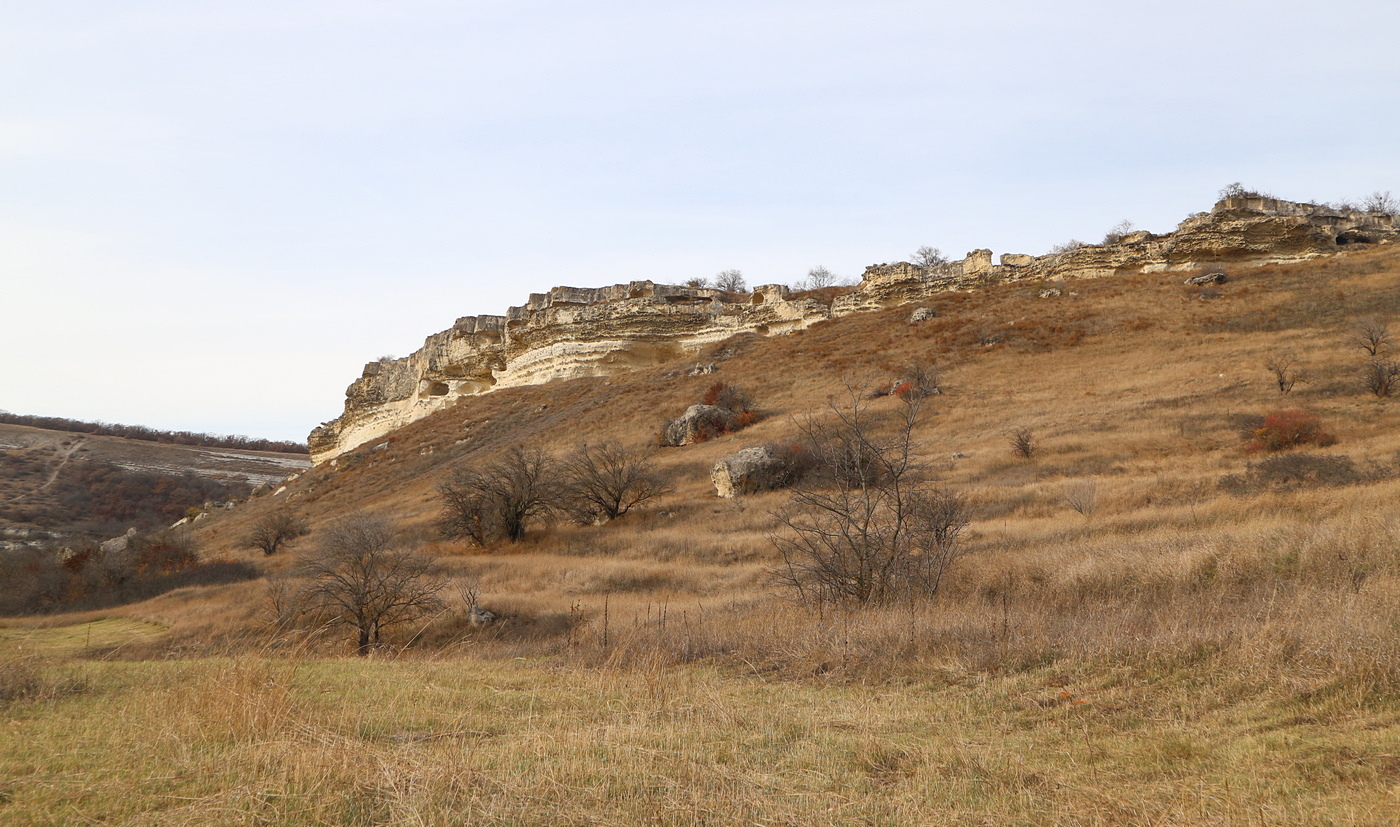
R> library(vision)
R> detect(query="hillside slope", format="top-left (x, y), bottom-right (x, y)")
top-left (119, 242), bottom-right (1400, 661)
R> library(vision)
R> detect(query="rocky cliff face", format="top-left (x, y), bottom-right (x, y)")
top-left (309, 195), bottom-right (1397, 464)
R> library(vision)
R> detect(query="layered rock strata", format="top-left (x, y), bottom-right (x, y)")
top-left (310, 196), bottom-right (1396, 464)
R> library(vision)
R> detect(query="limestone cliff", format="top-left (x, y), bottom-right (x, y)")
top-left (309, 195), bottom-right (1396, 464)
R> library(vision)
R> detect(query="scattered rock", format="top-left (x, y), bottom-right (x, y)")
top-left (468, 606), bottom-right (498, 626)
top-left (664, 405), bottom-right (731, 446)
top-left (909, 307), bottom-right (935, 323)
top-left (712, 446), bottom-right (786, 498)
top-left (100, 527), bottom-right (138, 554)
top-left (1185, 272), bottom-right (1228, 286)
top-left (1038, 288), bottom-right (1063, 298)
top-left (689, 362), bottom-right (718, 375)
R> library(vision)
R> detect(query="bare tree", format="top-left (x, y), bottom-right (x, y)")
top-left (1264, 351), bottom-right (1301, 394)
top-left (1354, 316), bottom-right (1392, 358)
top-left (1363, 359), bottom-right (1400, 398)
top-left (439, 446), bottom-right (558, 544)
top-left (298, 514), bottom-right (446, 655)
top-left (685, 277), bottom-right (711, 289)
top-left (1062, 479), bottom-right (1098, 517)
top-left (561, 441), bottom-right (671, 524)
top-left (911, 246), bottom-right (947, 268)
top-left (1102, 219), bottom-right (1135, 244)
top-left (244, 508), bottom-right (309, 556)
top-left (772, 385), bottom-right (970, 606)
top-left (1009, 427), bottom-right (1037, 460)
top-left (714, 269), bottom-right (747, 293)
top-left (803, 265), bottom-right (838, 289)
top-left (1363, 191), bottom-right (1398, 214)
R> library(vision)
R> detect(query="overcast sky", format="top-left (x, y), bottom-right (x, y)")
top-left (3, 0), bottom-right (1398, 442)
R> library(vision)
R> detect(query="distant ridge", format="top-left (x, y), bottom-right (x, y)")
top-left (0, 411), bottom-right (308, 454)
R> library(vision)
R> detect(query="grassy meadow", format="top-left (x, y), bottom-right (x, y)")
top-left (7, 245), bottom-right (1400, 823)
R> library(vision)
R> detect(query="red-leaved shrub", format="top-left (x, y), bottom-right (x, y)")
top-left (1247, 409), bottom-right (1335, 453)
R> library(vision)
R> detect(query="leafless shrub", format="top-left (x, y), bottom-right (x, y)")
top-left (911, 246), bottom-right (948, 268)
top-left (1363, 359), bottom-right (1400, 398)
top-left (714, 269), bottom-right (747, 293)
top-left (244, 508), bottom-right (309, 556)
top-left (297, 513), bottom-right (447, 655)
top-left (439, 446), bottom-right (558, 544)
top-left (1263, 351), bottom-right (1301, 394)
top-left (1102, 219), bottom-right (1135, 245)
top-left (1009, 427), bottom-right (1037, 460)
top-left (772, 385), bottom-right (970, 606)
top-left (1354, 316), bottom-right (1392, 357)
top-left (1363, 191), bottom-right (1398, 214)
top-left (684, 277), bottom-right (711, 289)
top-left (1219, 182), bottom-right (1272, 200)
top-left (803, 266), bottom-right (838, 289)
top-left (1048, 240), bottom-right (1086, 254)
top-left (1062, 479), bottom-right (1098, 516)
top-left (561, 442), bottom-right (671, 524)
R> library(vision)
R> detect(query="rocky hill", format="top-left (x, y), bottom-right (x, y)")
top-left (309, 194), bottom-right (1397, 463)
top-left (0, 422), bottom-right (310, 547)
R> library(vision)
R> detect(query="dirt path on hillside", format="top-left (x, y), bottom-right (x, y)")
top-left (2, 436), bottom-right (85, 505)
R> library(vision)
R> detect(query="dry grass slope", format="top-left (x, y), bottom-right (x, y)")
top-left (6, 245), bottom-right (1400, 823)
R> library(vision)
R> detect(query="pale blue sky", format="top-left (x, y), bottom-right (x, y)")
top-left (3, 0), bottom-right (1398, 441)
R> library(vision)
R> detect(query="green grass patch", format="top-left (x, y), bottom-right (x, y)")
top-left (0, 618), bottom-right (167, 657)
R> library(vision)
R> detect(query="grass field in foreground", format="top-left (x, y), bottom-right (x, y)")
top-left (3, 650), bottom-right (1400, 825)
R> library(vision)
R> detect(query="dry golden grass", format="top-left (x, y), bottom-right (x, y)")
top-left (9, 244), bottom-right (1400, 822)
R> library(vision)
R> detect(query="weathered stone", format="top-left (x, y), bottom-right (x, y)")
top-left (712, 446), bottom-right (785, 498)
top-left (1185, 272), bottom-right (1228, 285)
top-left (1039, 288), bottom-right (1063, 298)
top-left (664, 405), bottom-right (731, 447)
top-left (909, 307), bottom-right (934, 323)
top-left (1000, 253), bottom-right (1034, 267)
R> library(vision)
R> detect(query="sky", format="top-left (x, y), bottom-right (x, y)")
top-left (3, 0), bottom-right (1398, 443)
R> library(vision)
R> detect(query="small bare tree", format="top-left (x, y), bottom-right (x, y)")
top-left (685, 276), bottom-right (711, 289)
top-left (803, 265), bottom-right (838, 289)
top-left (1009, 427), bottom-right (1037, 460)
top-left (1363, 359), bottom-right (1400, 398)
top-left (911, 246), bottom-right (947, 268)
top-left (1264, 351), bottom-right (1301, 394)
top-left (1062, 479), bottom-right (1098, 517)
top-left (1354, 316), bottom-right (1392, 357)
top-left (439, 446), bottom-right (558, 544)
top-left (244, 508), bottom-right (309, 556)
top-left (1363, 191), bottom-right (1398, 214)
top-left (714, 269), bottom-right (747, 292)
top-left (1102, 219), bottom-right (1135, 244)
top-left (561, 441), bottom-right (671, 524)
top-left (298, 514), bottom-right (446, 656)
top-left (772, 385), bottom-right (970, 606)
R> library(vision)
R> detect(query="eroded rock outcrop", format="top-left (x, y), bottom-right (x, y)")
top-left (310, 195), bottom-right (1396, 464)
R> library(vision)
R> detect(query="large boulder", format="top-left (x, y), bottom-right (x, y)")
top-left (712, 446), bottom-right (786, 498)
top-left (665, 404), bottom-right (732, 446)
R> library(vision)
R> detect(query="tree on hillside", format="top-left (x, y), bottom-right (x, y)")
top-left (714, 270), bottom-right (747, 292)
top-left (803, 266), bottom-right (838, 289)
top-left (772, 384), bottom-right (969, 606)
top-left (439, 446), bottom-right (558, 544)
top-left (911, 246), bottom-right (947, 268)
top-left (561, 441), bottom-right (671, 524)
top-left (1354, 316), bottom-right (1392, 358)
top-left (298, 513), bottom-right (445, 655)
top-left (244, 508), bottom-right (310, 556)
